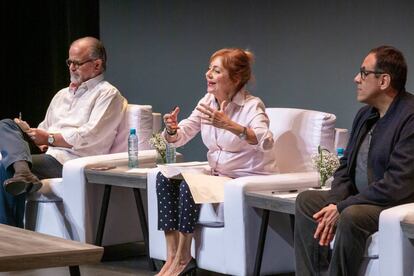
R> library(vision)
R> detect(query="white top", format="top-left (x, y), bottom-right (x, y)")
top-left (166, 90), bottom-right (278, 178)
top-left (38, 74), bottom-right (127, 164)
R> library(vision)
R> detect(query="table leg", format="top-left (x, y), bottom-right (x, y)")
top-left (69, 265), bottom-right (81, 276)
top-left (253, 209), bottom-right (270, 276)
top-left (289, 214), bottom-right (295, 234)
top-left (133, 188), bottom-right (156, 271)
top-left (95, 185), bottom-right (112, 246)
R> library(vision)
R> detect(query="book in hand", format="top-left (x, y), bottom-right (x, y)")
top-left (157, 161), bottom-right (210, 179)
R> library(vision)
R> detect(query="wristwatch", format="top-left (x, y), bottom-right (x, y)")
top-left (48, 133), bottom-right (55, 145)
top-left (238, 127), bottom-right (247, 140)
top-left (166, 128), bottom-right (177, 136)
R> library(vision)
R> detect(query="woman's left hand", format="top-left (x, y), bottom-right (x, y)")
top-left (196, 101), bottom-right (231, 129)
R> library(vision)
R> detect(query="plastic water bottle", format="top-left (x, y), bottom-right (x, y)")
top-left (128, 128), bottom-right (139, 168)
top-left (165, 143), bottom-right (176, 163)
top-left (336, 148), bottom-right (344, 158)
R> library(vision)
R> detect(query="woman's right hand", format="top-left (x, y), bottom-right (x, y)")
top-left (163, 106), bottom-right (180, 133)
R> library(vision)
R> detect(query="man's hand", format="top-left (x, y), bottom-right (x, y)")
top-left (313, 204), bottom-right (339, 246)
top-left (38, 145), bottom-right (49, 152)
top-left (14, 118), bottom-right (30, 132)
top-left (26, 128), bottom-right (49, 145)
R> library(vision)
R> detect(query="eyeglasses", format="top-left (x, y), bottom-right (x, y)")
top-left (66, 58), bottom-right (96, 68)
top-left (359, 68), bottom-right (385, 80)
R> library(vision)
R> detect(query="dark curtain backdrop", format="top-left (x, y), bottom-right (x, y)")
top-left (1, 0), bottom-right (99, 126)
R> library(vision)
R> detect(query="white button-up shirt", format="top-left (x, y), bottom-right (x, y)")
top-left (168, 90), bottom-right (278, 178)
top-left (38, 74), bottom-right (127, 164)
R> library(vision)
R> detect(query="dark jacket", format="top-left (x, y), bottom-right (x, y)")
top-left (328, 91), bottom-right (414, 212)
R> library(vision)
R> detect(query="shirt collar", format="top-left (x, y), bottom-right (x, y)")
top-left (69, 74), bottom-right (105, 94)
top-left (231, 89), bottom-right (248, 107)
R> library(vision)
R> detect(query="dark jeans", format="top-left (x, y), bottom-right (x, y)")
top-left (0, 119), bottom-right (62, 227)
top-left (294, 190), bottom-right (386, 276)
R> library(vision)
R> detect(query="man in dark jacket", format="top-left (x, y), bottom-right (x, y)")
top-left (294, 46), bottom-right (414, 276)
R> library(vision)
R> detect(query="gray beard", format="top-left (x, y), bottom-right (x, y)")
top-left (70, 74), bottom-right (82, 84)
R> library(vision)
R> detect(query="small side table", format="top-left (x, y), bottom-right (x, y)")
top-left (84, 159), bottom-right (156, 270)
top-left (245, 190), bottom-right (299, 276)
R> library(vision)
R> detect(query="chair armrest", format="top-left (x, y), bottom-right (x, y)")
top-left (334, 128), bottom-right (349, 150)
top-left (222, 171), bottom-right (319, 229)
top-left (59, 150), bottom-right (158, 242)
top-left (226, 171), bottom-right (319, 193)
top-left (219, 172), bottom-right (319, 272)
top-left (378, 203), bottom-right (414, 276)
top-left (152, 112), bottom-right (162, 133)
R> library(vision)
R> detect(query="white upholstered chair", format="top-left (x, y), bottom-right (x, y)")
top-left (25, 104), bottom-right (162, 246)
top-left (358, 203), bottom-right (414, 276)
top-left (147, 108), bottom-right (348, 276)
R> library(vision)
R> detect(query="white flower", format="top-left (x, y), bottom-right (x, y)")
top-left (311, 145), bottom-right (340, 186)
top-left (149, 133), bottom-right (167, 163)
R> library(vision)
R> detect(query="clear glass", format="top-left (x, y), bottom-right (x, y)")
top-left (165, 143), bottom-right (176, 163)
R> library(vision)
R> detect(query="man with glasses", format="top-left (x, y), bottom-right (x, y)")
top-left (294, 45), bottom-right (414, 275)
top-left (0, 36), bottom-right (126, 226)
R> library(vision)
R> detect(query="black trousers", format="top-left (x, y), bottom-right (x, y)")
top-left (294, 190), bottom-right (386, 276)
top-left (0, 119), bottom-right (62, 226)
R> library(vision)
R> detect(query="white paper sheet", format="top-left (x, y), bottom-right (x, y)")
top-left (126, 168), bottom-right (152, 174)
top-left (182, 173), bottom-right (231, 203)
top-left (157, 161), bottom-right (210, 178)
top-left (272, 192), bottom-right (299, 199)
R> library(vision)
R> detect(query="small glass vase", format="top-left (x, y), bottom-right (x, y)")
top-left (319, 174), bottom-right (328, 189)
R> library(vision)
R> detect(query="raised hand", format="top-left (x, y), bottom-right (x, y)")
top-left (163, 106), bottom-right (180, 133)
top-left (196, 101), bottom-right (231, 129)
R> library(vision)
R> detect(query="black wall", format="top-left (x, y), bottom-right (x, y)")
top-left (1, 0), bottom-right (99, 126)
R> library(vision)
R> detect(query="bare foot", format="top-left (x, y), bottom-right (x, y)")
top-left (166, 257), bottom-right (193, 276)
top-left (156, 258), bottom-right (174, 276)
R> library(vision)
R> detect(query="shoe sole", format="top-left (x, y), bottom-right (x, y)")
top-left (4, 181), bottom-right (29, 196)
top-left (4, 181), bottom-right (43, 196)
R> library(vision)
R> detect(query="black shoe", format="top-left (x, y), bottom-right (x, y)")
top-left (178, 258), bottom-right (197, 276)
top-left (3, 172), bottom-right (42, 196)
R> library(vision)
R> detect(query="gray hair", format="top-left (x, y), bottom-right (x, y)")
top-left (71, 37), bottom-right (107, 71)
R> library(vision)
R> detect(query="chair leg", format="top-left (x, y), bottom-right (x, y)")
top-left (69, 266), bottom-right (80, 276)
top-left (24, 201), bottom-right (39, 230)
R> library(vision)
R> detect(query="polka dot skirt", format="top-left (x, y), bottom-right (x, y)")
top-left (156, 172), bottom-right (200, 233)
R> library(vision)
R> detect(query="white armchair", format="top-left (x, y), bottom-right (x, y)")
top-left (25, 104), bottom-right (161, 246)
top-left (147, 107), bottom-right (348, 275)
top-left (359, 203), bottom-right (414, 276)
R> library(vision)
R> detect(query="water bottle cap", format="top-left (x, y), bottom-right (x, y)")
top-left (337, 148), bottom-right (344, 155)
top-left (130, 128), bottom-right (136, 135)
